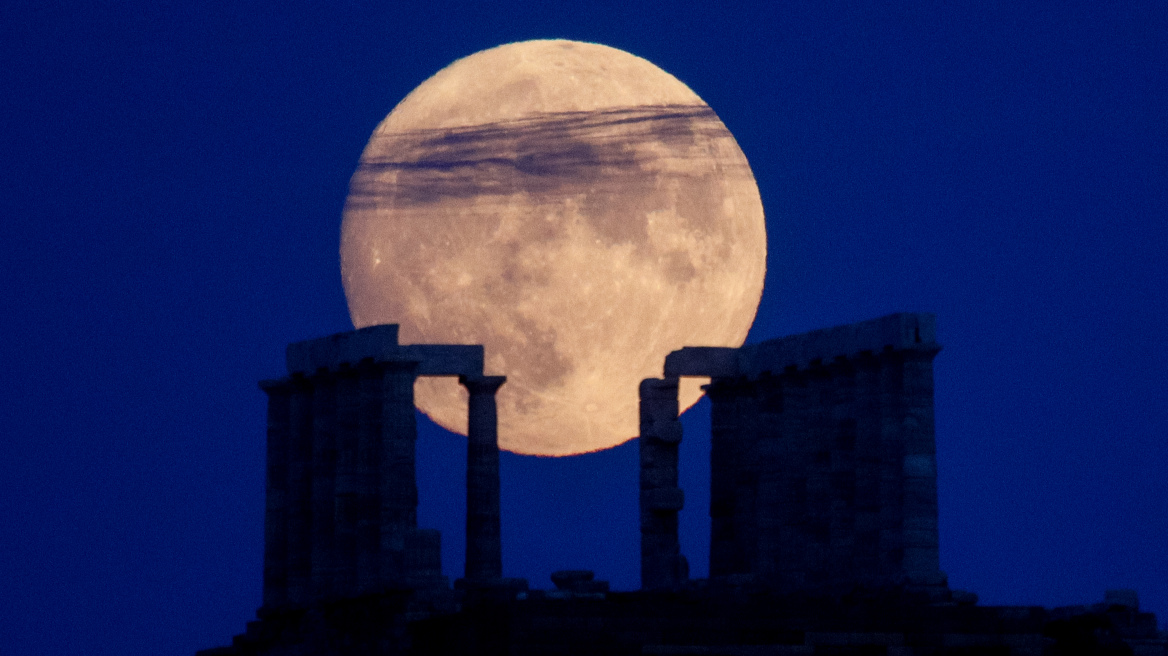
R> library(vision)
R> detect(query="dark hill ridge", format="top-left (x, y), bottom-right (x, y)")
top-left (199, 584), bottom-right (1163, 655)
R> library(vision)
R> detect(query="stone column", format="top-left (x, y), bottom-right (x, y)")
top-left (776, 367), bottom-right (810, 590)
top-left (460, 375), bottom-right (506, 582)
top-left (705, 378), bottom-right (739, 578)
top-left (355, 362), bottom-right (382, 593)
top-left (639, 377), bottom-right (687, 590)
top-left (706, 377), bottom-right (760, 578)
top-left (285, 375), bottom-right (314, 605)
top-left (900, 345), bottom-right (945, 590)
top-left (259, 379), bottom-right (291, 610)
top-left (379, 361), bottom-right (419, 586)
top-left (310, 371), bottom-right (338, 598)
top-left (828, 357), bottom-right (858, 588)
top-left (852, 351), bottom-right (884, 585)
top-left (803, 362), bottom-right (834, 588)
top-left (753, 372), bottom-right (786, 583)
top-left (333, 365), bottom-right (360, 597)
top-left (731, 381), bottom-right (760, 577)
top-left (877, 351), bottom-right (907, 583)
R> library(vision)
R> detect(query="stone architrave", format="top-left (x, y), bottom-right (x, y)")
top-left (460, 375), bottom-right (506, 582)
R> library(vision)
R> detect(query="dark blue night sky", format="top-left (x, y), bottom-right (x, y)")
top-left (2, 3), bottom-right (1165, 654)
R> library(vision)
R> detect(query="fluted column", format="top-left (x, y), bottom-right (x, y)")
top-left (827, 357), bottom-right (858, 588)
top-left (706, 377), bottom-right (748, 577)
top-left (639, 377), bottom-right (687, 590)
top-left (899, 345), bottom-right (945, 588)
top-left (803, 362), bottom-right (834, 587)
top-left (777, 367), bottom-right (810, 590)
top-left (379, 361), bottom-right (419, 586)
top-left (877, 351), bottom-right (907, 582)
top-left (310, 371), bottom-right (338, 598)
top-left (460, 375), bottom-right (506, 582)
top-left (355, 362), bottom-right (382, 593)
top-left (852, 351), bottom-right (883, 585)
top-left (333, 365), bottom-right (360, 596)
top-left (285, 375), bottom-right (314, 604)
top-left (259, 379), bottom-right (291, 609)
top-left (753, 373), bottom-right (787, 583)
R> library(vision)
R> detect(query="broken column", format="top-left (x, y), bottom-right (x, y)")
top-left (460, 375), bottom-right (506, 582)
top-left (639, 377), bottom-right (687, 590)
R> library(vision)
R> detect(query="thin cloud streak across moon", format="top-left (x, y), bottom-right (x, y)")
top-left (347, 106), bottom-right (747, 207)
top-left (341, 40), bottom-right (766, 455)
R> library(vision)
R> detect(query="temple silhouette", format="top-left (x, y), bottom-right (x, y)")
top-left (198, 314), bottom-right (1165, 655)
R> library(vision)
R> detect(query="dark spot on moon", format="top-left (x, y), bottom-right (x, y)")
top-left (579, 176), bottom-right (657, 246)
top-left (662, 250), bottom-right (698, 284)
top-left (507, 316), bottom-right (572, 389)
top-left (676, 174), bottom-right (725, 233)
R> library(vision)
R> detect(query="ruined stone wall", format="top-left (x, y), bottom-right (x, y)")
top-left (258, 325), bottom-right (488, 609)
top-left (663, 313), bottom-right (945, 594)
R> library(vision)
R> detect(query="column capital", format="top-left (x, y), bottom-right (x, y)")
top-left (459, 375), bottom-right (506, 395)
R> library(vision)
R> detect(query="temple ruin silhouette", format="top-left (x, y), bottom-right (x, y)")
top-left (198, 314), bottom-right (1165, 655)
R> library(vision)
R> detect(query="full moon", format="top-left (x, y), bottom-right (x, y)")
top-left (341, 40), bottom-right (766, 456)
